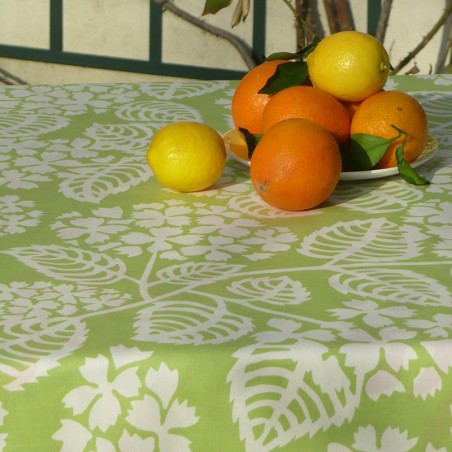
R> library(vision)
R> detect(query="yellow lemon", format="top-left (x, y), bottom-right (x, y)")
top-left (147, 121), bottom-right (226, 192)
top-left (307, 31), bottom-right (391, 102)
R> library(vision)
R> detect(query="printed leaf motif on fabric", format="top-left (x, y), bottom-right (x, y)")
top-left (0, 282), bottom-right (130, 391)
top-left (298, 218), bottom-right (427, 263)
top-left (227, 319), bottom-right (361, 451)
top-left (0, 113), bottom-right (69, 138)
top-left (155, 262), bottom-right (245, 285)
top-left (330, 269), bottom-right (452, 306)
top-left (58, 156), bottom-right (150, 204)
top-left (115, 100), bottom-right (203, 124)
top-left (227, 275), bottom-right (311, 305)
top-left (139, 80), bottom-right (229, 100)
top-left (330, 180), bottom-right (424, 213)
top-left (2, 246), bottom-right (127, 284)
top-left (134, 298), bottom-right (253, 344)
top-left (1, 318), bottom-right (87, 391)
top-left (84, 123), bottom-right (157, 152)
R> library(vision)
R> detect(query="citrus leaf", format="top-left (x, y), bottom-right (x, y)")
top-left (396, 146), bottom-right (430, 185)
top-left (344, 134), bottom-right (393, 170)
top-left (259, 61), bottom-right (308, 95)
top-left (239, 127), bottom-right (261, 159)
top-left (265, 37), bottom-right (320, 62)
top-left (265, 51), bottom-right (301, 61)
top-left (202, 0), bottom-right (233, 15)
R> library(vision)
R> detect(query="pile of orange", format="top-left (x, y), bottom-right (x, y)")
top-left (229, 31), bottom-right (429, 212)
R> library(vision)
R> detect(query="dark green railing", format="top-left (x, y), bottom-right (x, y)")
top-left (0, 1), bottom-right (380, 81)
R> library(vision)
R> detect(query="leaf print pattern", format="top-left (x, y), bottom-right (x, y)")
top-left (1, 78), bottom-right (451, 450)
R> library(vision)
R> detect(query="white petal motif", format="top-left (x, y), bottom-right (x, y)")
top-left (413, 367), bottom-right (442, 399)
top-left (145, 363), bottom-right (178, 410)
top-left (365, 370), bottom-right (405, 401)
top-left (52, 419), bottom-right (92, 452)
top-left (119, 429), bottom-right (155, 452)
top-left (62, 385), bottom-right (99, 415)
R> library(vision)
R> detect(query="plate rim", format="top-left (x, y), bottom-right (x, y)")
top-left (224, 129), bottom-right (438, 181)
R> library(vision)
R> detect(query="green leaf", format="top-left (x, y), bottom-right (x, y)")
top-left (265, 37), bottom-right (320, 62)
top-left (202, 0), bottom-right (233, 15)
top-left (345, 134), bottom-right (394, 170)
top-left (239, 128), bottom-right (262, 159)
top-left (258, 61), bottom-right (308, 95)
top-left (265, 51), bottom-right (301, 61)
top-left (396, 146), bottom-right (430, 185)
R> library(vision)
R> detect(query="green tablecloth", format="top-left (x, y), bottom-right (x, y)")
top-left (0, 75), bottom-right (451, 451)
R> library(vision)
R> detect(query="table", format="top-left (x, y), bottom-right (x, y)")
top-left (0, 75), bottom-right (451, 451)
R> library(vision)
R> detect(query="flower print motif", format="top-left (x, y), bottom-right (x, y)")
top-left (0, 282), bottom-right (130, 325)
top-left (0, 402), bottom-right (7, 450)
top-left (339, 326), bottom-right (417, 375)
top-left (0, 169), bottom-right (51, 189)
top-left (433, 74), bottom-right (452, 86)
top-left (14, 151), bottom-right (67, 174)
top-left (12, 86), bottom-right (110, 115)
top-left (0, 195), bottom-right (42, 236)
top-left (52, 421), bottom-right (156, 452)
top-left (241, 227), bottom-right (297, 252)
top-left (122, 226), bottom-right (202, 259)
top-left (1, 293), bottom-right (59, 325)
top-left (36, 284), bottom-right (129, 315)
top-left (407, 313), bottom-right (452, 338)
top-left (126, 363), bottom-right (199, 452)
top-left (53, 347), bottom-right (198, 452)
top-left (191, 213), bottom-right (260, 237)
top-left (407, 200), bottom-right (452, 225)
top-left (97, 86), bottom-right (141, 104)
top-left (48, 138), bottom-right (99, 159)
top-left (133, 201), bottom-right (193, 228)
top-left (178, 234), bottom-right (248, 261)
top-left (0, 137), bottom-right (47, 156)
top-left (327, 425), bottom-right (418, 451)
top-left (426, 225), bottom-right (452, 259)
top-left (329, 300), bottom-right (416, 328)
top-left (61, 346), bottom-right (151, 433)
top-left (51, 207), bottom-right (131, 245)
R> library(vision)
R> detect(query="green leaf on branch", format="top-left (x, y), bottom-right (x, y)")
top-left (394, 135), bottom-right (430, 185)
top-left (258, 61), bottom-right (308, 94)
top-left (202, 0), bottom-right (233, 15)
top-left (265, 37), bottom-right (320, 62)
top-left (345, 125), bottom-right (430, 186)
top-left (239, 128), bottom-right (261, 159)
top-left (345, 134), bottom-right (393, 170)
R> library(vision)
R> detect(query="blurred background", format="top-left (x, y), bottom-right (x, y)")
top-left (0, 0), bottom-right (451, 85)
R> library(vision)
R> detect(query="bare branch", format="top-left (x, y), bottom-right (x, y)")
top-left (392, 2), bottom-right (452, 74)
top-left (0, 66), bottom-right (28, 85)
top-left (375, 0), bottom-right (393, 42)
top-left (153, 0), bottom-right (258, 70)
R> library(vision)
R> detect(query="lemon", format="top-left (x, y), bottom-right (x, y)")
top-left (307, 31), bottom-right (391, 102)
top-left (147, 121), bottom-right (226, 192)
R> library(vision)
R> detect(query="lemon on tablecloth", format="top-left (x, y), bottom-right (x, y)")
top-left (147, 121), bottom-right (226, 192)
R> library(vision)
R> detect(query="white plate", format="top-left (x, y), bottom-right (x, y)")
top-left (224, 130), bottom-right (438, 181)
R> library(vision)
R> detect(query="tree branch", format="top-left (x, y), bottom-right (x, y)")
top-left (375, 0), bottom-right (392, 42)
top-left (0, 66), bottom-right (28, 85)
top-left (153, 0), bottom-right (258, 70)
top-left (392, 2), bottom-right (452, 73)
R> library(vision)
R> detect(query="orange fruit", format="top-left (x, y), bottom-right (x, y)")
top-left (223, 127), bottom-right (248, 160)
top-left (350, 90), bottom-right (429, 169)
top-left (261, 85), bottom-right (350, 145)
top-left (250, 118), bottom-right (342, 211)
top-left (341, 100), bottom-right (363, 120)
top-left (231, 59), bottom-right (287, 135)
